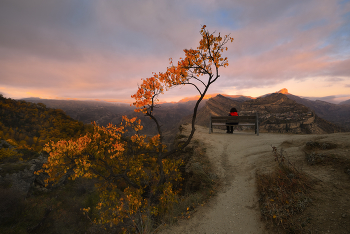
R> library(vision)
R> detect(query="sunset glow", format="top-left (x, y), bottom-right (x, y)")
top-left (0, 0), bottom-right (349, 104)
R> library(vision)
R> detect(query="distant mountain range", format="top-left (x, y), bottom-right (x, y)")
top-left (339, 99), bottom-right (350, 105)
top-left (21, 97), bottom-right (134, 126)
top-left (21, 89), bottom-right (350, 136)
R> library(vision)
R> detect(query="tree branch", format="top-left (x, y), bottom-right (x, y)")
top-left (182, 82), bottom-right (203, 95)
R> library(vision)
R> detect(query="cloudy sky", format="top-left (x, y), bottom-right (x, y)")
top-left (1, 0), bottom-right (350, 104)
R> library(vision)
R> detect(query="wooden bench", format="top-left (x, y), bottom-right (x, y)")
top-left (209, 113), bottom-right (259, 135)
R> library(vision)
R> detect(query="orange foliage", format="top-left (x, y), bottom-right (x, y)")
top-left (38, 116), bottom-right (182, 226)
top-left (132, 25), bottom-right (233, 113)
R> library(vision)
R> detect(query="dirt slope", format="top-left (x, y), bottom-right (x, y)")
top-left (160, 125), bottom-right (350, 234)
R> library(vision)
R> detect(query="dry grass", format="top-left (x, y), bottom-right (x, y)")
top-left (256, 146), bottom-right (312, 233)
top-left (304, 141), bottom-right (338, 150)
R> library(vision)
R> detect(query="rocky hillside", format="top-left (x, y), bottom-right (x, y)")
top-left (182, 93), bottom-right (343, 134)
top-left (285, 94), bottom-right (350, 131)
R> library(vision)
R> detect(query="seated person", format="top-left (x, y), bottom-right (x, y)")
top-left (227, 107), bottom-right (238, 133)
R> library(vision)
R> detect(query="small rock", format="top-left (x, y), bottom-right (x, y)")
top-left (38, 187), bottom-right (49, 193)
top-left (342, 213), bottom-right (347, 218)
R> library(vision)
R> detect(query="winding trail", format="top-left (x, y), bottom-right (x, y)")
top-left (161, 125), bottom-right (318, 234)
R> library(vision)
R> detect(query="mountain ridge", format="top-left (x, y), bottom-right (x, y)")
top-left (18, 89), bottom-right (350, 132)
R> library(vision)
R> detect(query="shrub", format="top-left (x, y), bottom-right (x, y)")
top-left (256, 146), bottom-right (312, 232)
top-left (305, 141), bottom-right (337, 150)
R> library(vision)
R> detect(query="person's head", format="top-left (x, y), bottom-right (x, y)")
top-left (230, 107), bottom-right (237, 113)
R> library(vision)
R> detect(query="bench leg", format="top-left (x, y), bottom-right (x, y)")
top-left (256, 112), bottom-right (259, 136)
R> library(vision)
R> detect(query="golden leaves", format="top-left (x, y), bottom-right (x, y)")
top-left (37, 115), bottom-right (183, 227)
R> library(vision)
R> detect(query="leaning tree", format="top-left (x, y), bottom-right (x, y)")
top-left (38, 25), bottom-right (233, 231)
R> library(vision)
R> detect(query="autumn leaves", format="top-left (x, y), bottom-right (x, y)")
top-left (132, 25), bottom-right (233, 114)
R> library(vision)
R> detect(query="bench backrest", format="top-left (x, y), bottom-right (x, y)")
top-left (211, 116), bottom-right (256, 123)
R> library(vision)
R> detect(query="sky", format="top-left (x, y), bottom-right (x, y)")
top-left (0, 0), bottom-right (350, 104)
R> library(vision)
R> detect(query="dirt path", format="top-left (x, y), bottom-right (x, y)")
top-left (161, 125), bottom-right (321, 234)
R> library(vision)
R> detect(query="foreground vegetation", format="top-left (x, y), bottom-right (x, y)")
top-left (256, 146), bottom-right (312, 233)
top-left (0, 130), bottom-right (218, 234)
